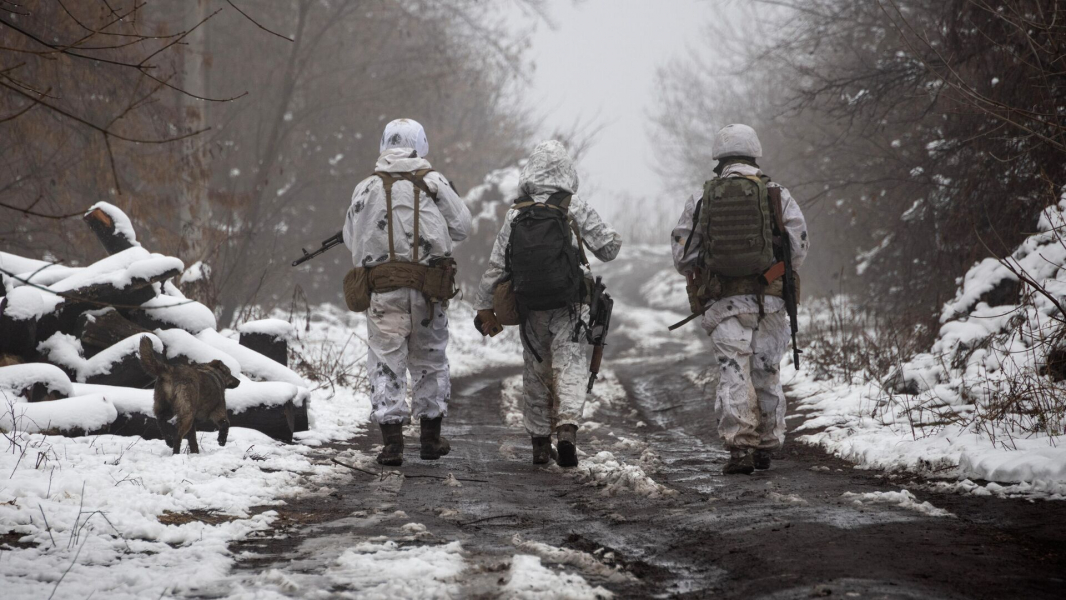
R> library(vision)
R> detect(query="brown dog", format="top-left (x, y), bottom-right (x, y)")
top-left (138, 336), bottom-right (240, 454)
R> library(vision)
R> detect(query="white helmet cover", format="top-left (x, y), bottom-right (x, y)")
top-left (712, 124), bottom-right (763, 160)
top-left (380, 118), bottom-right (429, 157)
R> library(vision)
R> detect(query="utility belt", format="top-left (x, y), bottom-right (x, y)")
top-left (343, 259), bottom-right (458, 313)
top-left (343, 170), bottom-right (458, 313)
top-left (685, 265), bottom-right (801, 314)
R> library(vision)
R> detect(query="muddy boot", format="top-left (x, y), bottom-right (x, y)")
top-left (753, 449), bottom-right (773, 470)
top-left (419, 417), bottom-right (451, 460)
top-left (532, 436), bottom-right (552, 464)
top-left (376, 423), bottom-right (404, 466)
top-left (556, 424), bottom-right (579, 468)
top-left (723, 449), bottom-right (754, 475)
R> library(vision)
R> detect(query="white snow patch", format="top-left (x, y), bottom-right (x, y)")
top-left (504, 554), bottom-right (615, 600)
top-left (325, 540), bottom-right (466, 598)
top-left (1, 394), bottom-right (117, 433)
top-left (512, 534), bottom-right (632, 584)
top-left (237, 318), bottom-right (294, 341)
top-left (842, 489), bottom-right (954, 518)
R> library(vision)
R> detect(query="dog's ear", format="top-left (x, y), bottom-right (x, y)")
top-left (210, 360), bottom-right (241, 389)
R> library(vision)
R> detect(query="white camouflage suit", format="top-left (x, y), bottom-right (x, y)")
top-left (343, 119), bottom-right (472, 425)
top-left (671, 162), bottom-right (809, 451)
top-left (476, 141), bottom-right (622, 437)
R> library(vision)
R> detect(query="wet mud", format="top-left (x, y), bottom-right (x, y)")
top-left (226, 252), bottom-right (1066, 598)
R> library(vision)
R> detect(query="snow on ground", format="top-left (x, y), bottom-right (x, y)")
top-left (503, 554), bottom-right (614, 600)
top-left (784, 193), bottom-right (1066, 498)
top-left (0, 428), bottom-right (345, 599)
top-left (842, 489), bottom-right (954, 518)
top-left (0, 302), bottom-right (381, 598)
top-left (497, 369), bottom-right (676, 498)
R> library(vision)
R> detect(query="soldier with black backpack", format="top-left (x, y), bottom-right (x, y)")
top-left (670, 124), bottom-right (809, 475)
top-left (474, 140), bottom-right (622, 468)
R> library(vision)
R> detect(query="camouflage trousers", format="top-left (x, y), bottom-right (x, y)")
top-left (366, 288), bottom-right (450, 425)
top-left (709, 311), bottom-right (789, 450)
top-left (521, 306), bottom-right (590, 437)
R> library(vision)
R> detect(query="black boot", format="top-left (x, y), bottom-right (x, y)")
top-left (532, 436), bottom-right (552, 464)
top-left (753, 449), bottom-right (773, 470)
top-left (556, 424), bottom-right (578, 468)
top-left (420, 417), bottom-right (451, 460)
top-left (376, 423), bottom-right (404, 466)
top-left (723, 449), bottom-right (754, 475)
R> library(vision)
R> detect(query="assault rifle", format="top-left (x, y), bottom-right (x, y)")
top-left (585, 276), bottom-right (614, 393)
top-left (767, 188), bottom-right (801, 368)
top-left (292, 231), bottom-right (343, 267)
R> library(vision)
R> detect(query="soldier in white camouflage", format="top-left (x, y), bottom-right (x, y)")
top-left (474, 141), bottom-right (622, 467)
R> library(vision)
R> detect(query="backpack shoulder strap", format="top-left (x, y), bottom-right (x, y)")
top-left (395, 169), bottom-right (439, 202)
top-left (767, 185), bottom-right (786, 236)
top-left (374, 172), bottom-right (398, 262)
top-left (546, 191), bottom-right (572, 211)
top-left (512, 196), bottom-right (536, 210)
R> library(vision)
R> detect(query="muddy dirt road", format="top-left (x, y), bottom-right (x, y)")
top-left (225, 249), bottom-right (1066, 599)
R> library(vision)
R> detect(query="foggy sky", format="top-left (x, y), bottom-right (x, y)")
top-left (511, 0), bottom-right (743, 213)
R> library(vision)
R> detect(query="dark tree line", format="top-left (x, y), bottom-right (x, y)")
top-left (654, 0), bottom-right (1066, 338)
top-left (1, 0), bottom-right (546, 325)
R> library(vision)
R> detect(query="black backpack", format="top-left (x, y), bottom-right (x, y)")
top-left (506, 191), bottom-right (586, 312)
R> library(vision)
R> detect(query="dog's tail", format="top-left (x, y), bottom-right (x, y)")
top-left (139, 336), bottom-right (168, 378)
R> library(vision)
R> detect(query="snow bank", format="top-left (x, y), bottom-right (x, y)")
top-left (0, 363), bottom-right (73, 400)
top-left (237, 318), bottom-right (293, 340)
top-left (197, 328), bottom-right (305, 387)
top-left (0, 394), bottom-right (117, 434)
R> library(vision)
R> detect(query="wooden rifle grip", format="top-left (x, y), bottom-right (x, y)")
top-left (590, 345), bottom-right (604, 372)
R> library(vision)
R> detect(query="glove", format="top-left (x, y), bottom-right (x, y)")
top-left (474, 309), bottom-right (503, 337)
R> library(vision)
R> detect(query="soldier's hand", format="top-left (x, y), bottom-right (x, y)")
top-left (475, 309), bottom-right (503, 337)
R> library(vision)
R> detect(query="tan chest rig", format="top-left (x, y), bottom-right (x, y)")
top-left (342, 169), bottom-right (458, 313)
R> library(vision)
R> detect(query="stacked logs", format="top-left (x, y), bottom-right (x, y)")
top-left (0, 203), bottom-right (309, 443)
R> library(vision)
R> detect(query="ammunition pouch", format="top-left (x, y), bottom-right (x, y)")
top-left (493, 280), bottom-right (520, 326)
top-left (343, 267), bottom-right (371, 313)
top-left (368, 259), bottom-right (459, 302)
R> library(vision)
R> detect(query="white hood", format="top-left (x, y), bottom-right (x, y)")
top-left (519, 140), bottom-right (579, 200)
top-left (375, 147), bottom-right (433, 174)
top-left (380, 118), bottom-right (430, 158)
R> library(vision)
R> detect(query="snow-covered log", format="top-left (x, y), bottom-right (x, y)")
top-left (130, 294), bottom-right (217, 334)
top-left (197, 329), bottom-right (304, 386)
top-left (0, 394), bottom-right (117, 436)
top-left (77, 308), bottom-right (150, 357)
top-left (71, 381), bottom-right (310, 442)
top-left (237, 319), bottom-right (293, 366)
top-left (0, 363), bottom-right (73, 402)
top-left (0, 289), bottom-right (39, 358)
top-left (38, 332), bottom-right (162, 388)
top-left (83, 202), bottom-right (139, 255)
